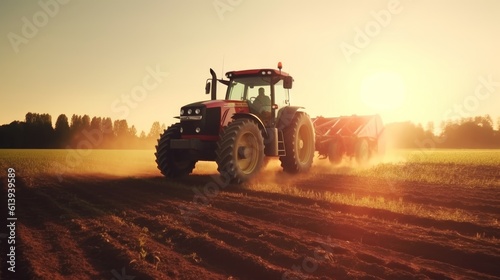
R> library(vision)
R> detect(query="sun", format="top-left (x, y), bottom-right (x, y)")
top-left (360, 72), bottom-right (406, 112)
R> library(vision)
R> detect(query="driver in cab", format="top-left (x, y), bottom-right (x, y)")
top-left (253, 87), bottom-right (271, 113)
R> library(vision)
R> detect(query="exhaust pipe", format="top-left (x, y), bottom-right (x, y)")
top-left (210, 68), bottom-right (217, 100)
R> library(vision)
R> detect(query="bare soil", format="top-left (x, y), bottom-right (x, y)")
top-left (1, 163), bottom-right (500, 280)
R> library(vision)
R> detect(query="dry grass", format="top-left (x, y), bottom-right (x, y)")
top-left (247, 182), bottom-right (479, 224)
top-left (312, 149), bottom-right (500, 187)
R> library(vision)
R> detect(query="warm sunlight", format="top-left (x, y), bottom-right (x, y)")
top-left (360, 72), bottom-right (406, 112)
top-left (1, 2), bottom-right (500, 279)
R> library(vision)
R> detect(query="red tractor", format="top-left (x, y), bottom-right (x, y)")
top-left (155, 62), bottom-right (315, 183)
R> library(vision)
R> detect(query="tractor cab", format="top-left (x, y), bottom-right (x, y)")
top-left (205, 63), bottom-right (293, 128)
top-left (223, 68), bottom-right (293, 126)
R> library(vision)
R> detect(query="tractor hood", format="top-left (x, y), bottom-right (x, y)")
top-left (181, 100), bottom-right (248, 110)
top-left (178, 100), bottom-right (250, 130)
top-left (177, 99), bottom-right (250, 138)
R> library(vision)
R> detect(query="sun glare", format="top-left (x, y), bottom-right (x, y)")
top-left (360, 72), bottom-right (406, 112)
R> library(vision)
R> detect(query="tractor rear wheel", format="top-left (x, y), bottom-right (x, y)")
top-left (355, 138), bottom-right (370, 165)
top-left (155, 123), bottom-right (196, 178)
top-left (328, 140), bottom-right (344, 165)
top-left (280, 112), bottom-right (315, 173)
top-left (216, 118), bottom-right (265, 183)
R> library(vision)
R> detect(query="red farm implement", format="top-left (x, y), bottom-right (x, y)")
top-left (313, 115), bottom-right (385, 165)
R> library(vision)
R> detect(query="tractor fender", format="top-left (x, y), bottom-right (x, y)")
top-left (276, 106), bottom-right (305, 130)
top-left (231, 113), bottom-right (268, 138)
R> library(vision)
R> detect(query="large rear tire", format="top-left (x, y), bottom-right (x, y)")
top-left (216, 118), bottom-right (265, 183)
top-left (155, 123), bottom-right (196, 178)
top-left (280, 112), bottom-right (315, 173)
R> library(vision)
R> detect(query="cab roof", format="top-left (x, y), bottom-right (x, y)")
top-left (225, 69), bottom-right (291, 78)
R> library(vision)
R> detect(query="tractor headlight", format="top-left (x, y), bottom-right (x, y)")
top-left (195, 127), bottom-right (201, 133)
top-left (180, 109), bottom-right (184, 115)
top-left (195, 108), bottom-right (201, 114)
top-left (187, 109), bottom-right (192, 115)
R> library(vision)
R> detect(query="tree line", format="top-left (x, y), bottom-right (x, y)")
top-left (0, 112), bottom-right (499, 149)
top-left (0, 113), bottom-right (166, 149)
top-left (384, 115), bottom-right (500, 149)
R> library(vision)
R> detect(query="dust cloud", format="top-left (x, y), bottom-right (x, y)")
top-left (42, 147), bottom-right (406, 185)
top-left (244, 148), bottom-right (407, 189)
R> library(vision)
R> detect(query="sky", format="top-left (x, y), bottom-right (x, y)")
top-left (1, 0), bottom-right (499, 134)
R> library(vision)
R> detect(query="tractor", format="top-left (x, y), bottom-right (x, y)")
top-left (155, 62), bottom-right (315, 183)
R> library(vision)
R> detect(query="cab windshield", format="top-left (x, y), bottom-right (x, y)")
top-left (226, 76), bottom-right (289, 108)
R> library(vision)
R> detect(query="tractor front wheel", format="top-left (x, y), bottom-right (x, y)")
top-left (155, 123), bottom-right (196, 178)
top-left (280, 112), bottom-right (315, 173)
top-left (216, 118), bottom-right (265, 183)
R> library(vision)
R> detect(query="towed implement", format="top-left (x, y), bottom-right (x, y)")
top-left (313, 115), bottom-right (385, 165)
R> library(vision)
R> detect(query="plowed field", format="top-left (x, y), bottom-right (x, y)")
top-left (1, 150), bottom-right (499, 279)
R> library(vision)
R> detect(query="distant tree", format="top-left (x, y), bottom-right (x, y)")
top-left (25, 112), bottom-right (34, 124)
top-left (426, 121), bottom-right (435, 135)
top-left (113, 119), bottom-right (129, 138)
top-left (496, 117), bottom-right (500, 145)
top-left (484, 115), bottom-right (493, 129)
top-left (439, 121), bottom-right (447, 136)
top-left (100, 117), bottom-right (114, 148)
top-left (440, 116), bottom-right (497, 148)
top-left (129, 125), bottom-right (137, 137)
top-left (24, 112), bottom-right (53, 148)
top-left (0, 121), bottom-right (24, 148)
top-left (127, 125), bottom-right (141, 148)
top-left (82, 115), bottom-right (91, 130)
top-left (54, 114), bottom-right (70, 148)
top-left (67, 114), bottom-right (82, 147)
top-left (25, 112), bottom-right (51, 126)
top-left (90, 117), bottom-right (102, 130)
top-left (70, 114), bottom-right (82, 133)
top-left (148, 121), bottom-right (162, 138)
top-left (42, 113), bottom-right (52, 126)
top-left (102, 117), bottom-right (113, 133)
top-left (55, 114), bottom-right (69, 130)
top-left (87, 117), bottom-right (104, 148)
top-left (1, 112), bottom-right (158, 149)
